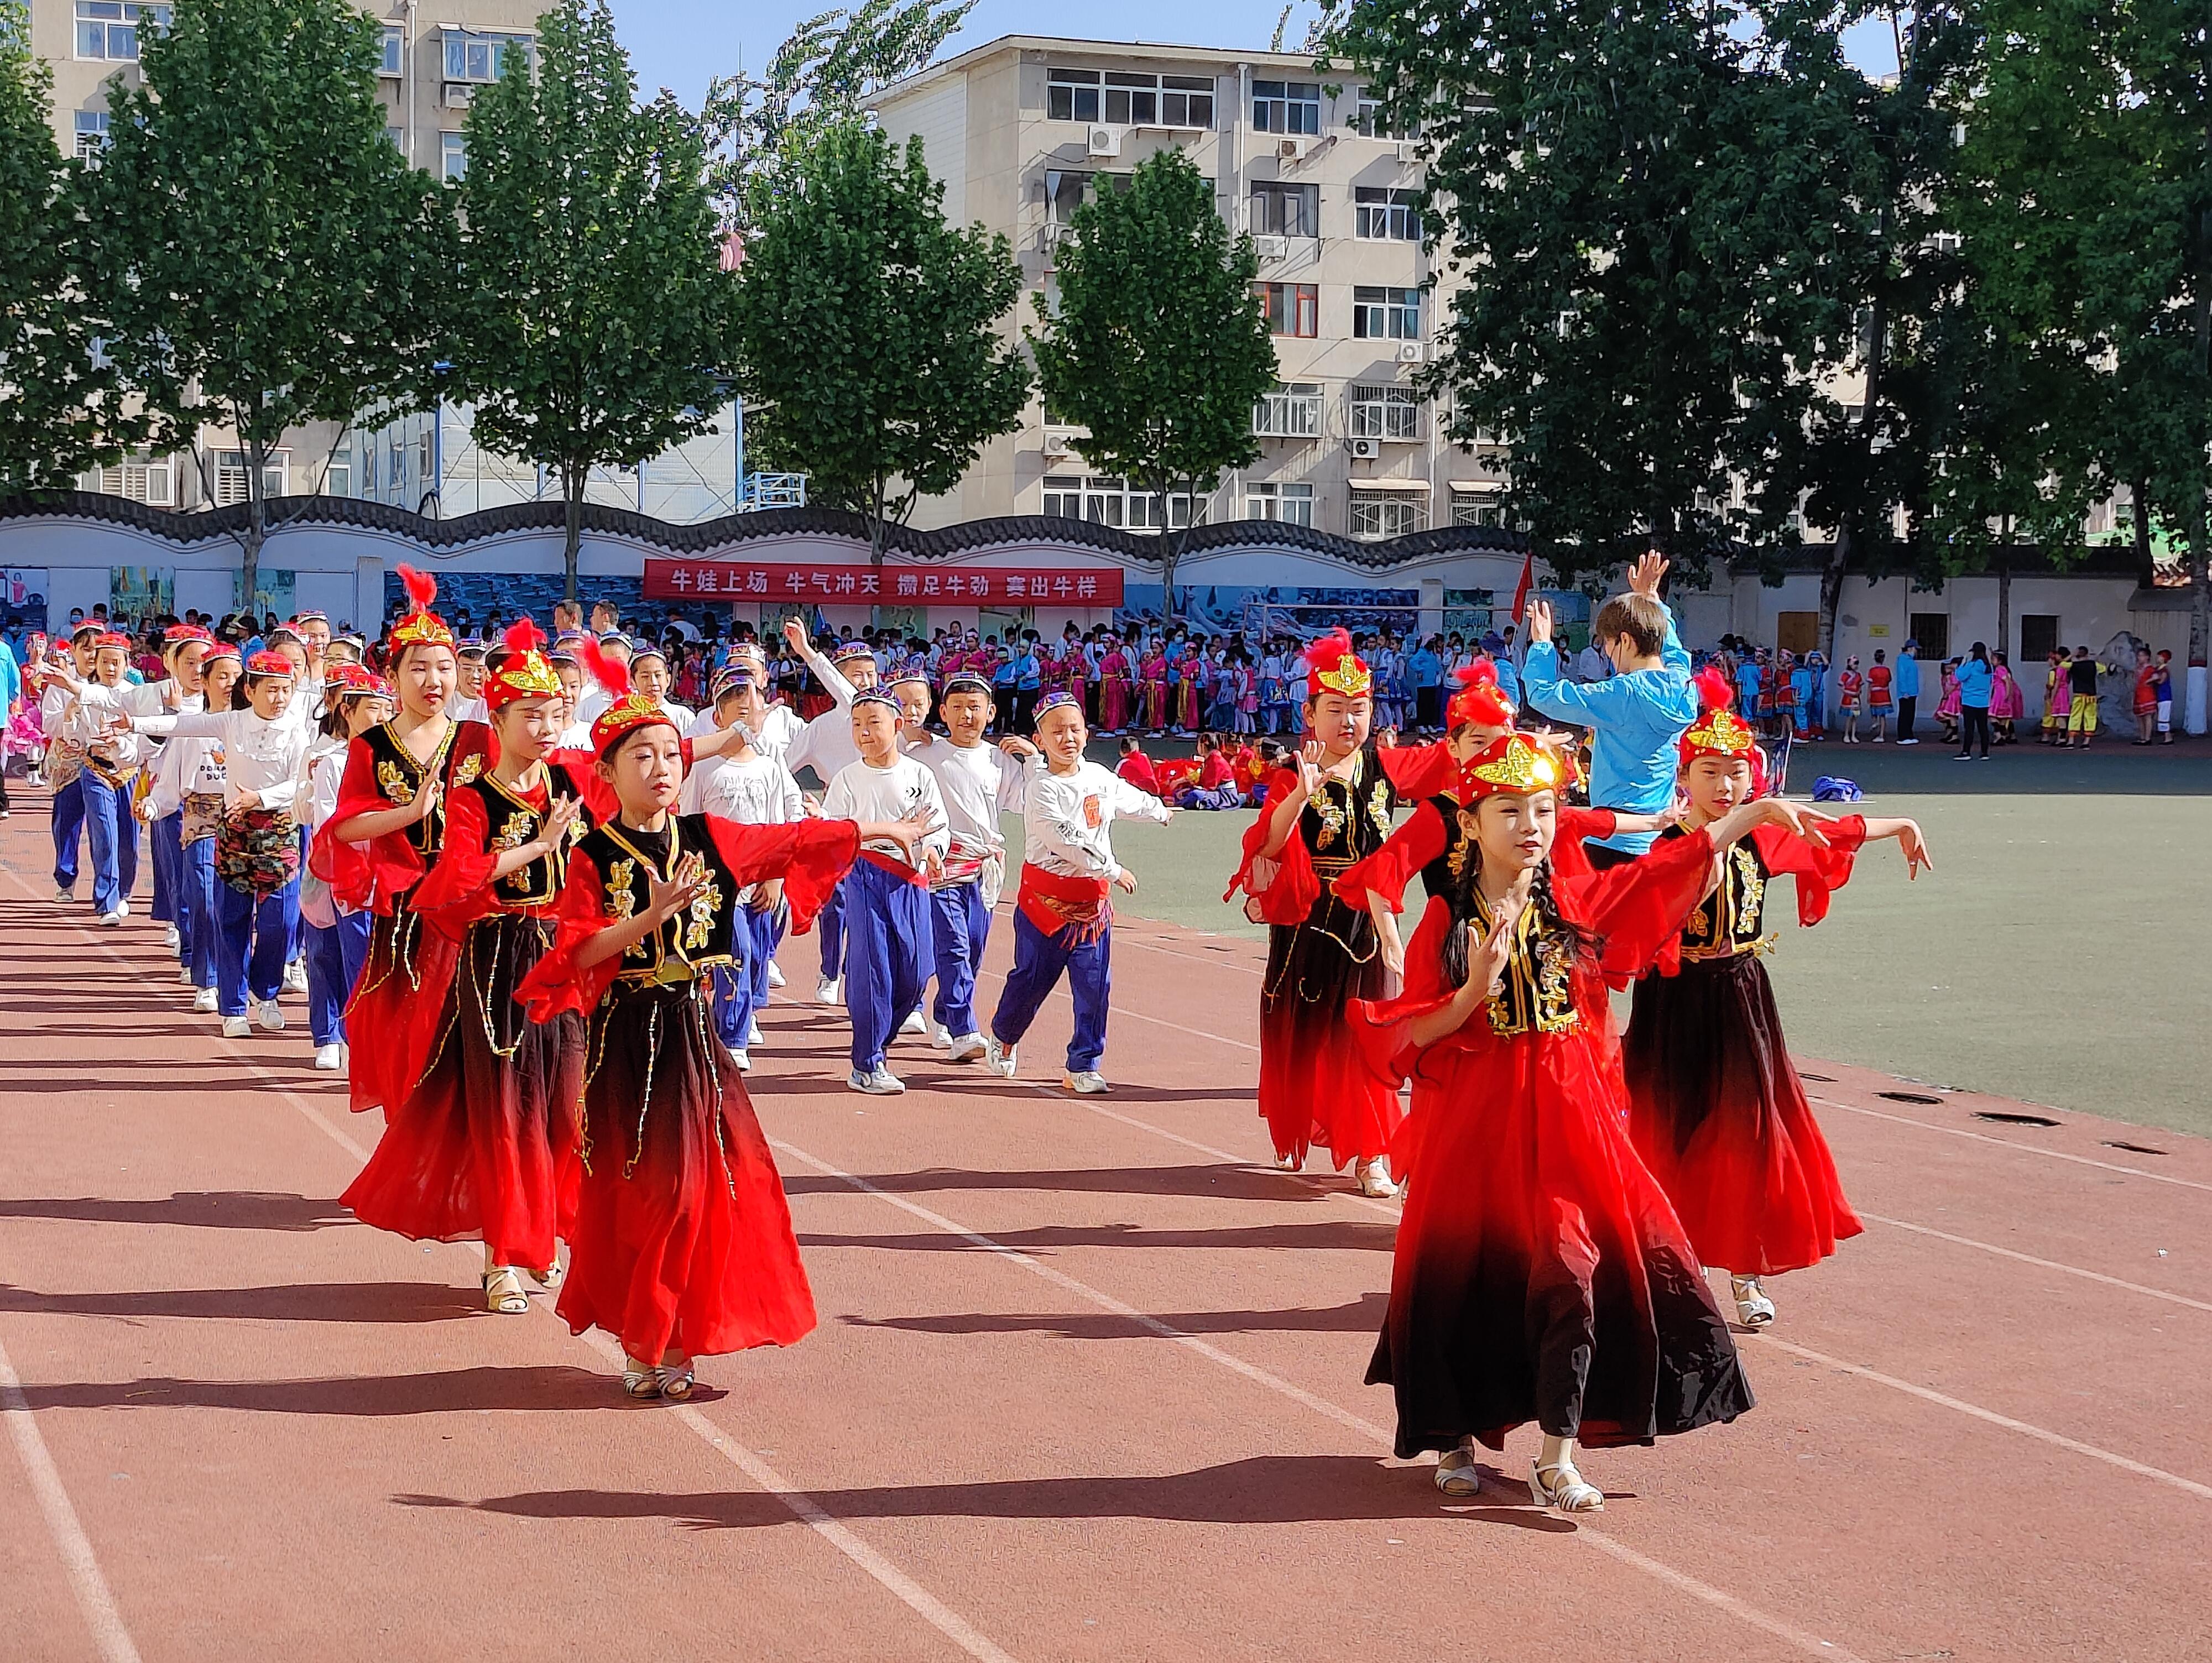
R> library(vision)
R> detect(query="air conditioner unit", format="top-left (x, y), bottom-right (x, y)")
top-left (442, 82), bottom-right (476, 108)
top-left (1086, 126), bottom-right (1120, 158)
top-left (1276, 136), bottom-right (1310, 162)
top-left (1395, 140), bottom-right (1417, 164)
top-left (1348, 438), bottom-right (1381, 461)
top-left (1396, 342), bottom-right (1425, 364)
top-left (1043, 433), bottom-right (1072, 458)
top-left (1253, 233), bottom-right (1287, 262)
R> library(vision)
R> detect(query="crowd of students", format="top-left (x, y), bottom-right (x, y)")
top-left (5, 557), bottom-right (1967, 1514)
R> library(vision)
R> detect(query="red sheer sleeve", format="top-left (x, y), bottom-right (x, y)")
top-left (548, 750), bottom-right (619, 826)
top-left (1376, 739), bottom-right (1450, 799)
top-left (514, 851), bottom-right (622, 1022)
top-left (1560, 826), bottom-right (1725, 981)
top-left (1347, 901), bottom-right (1462, 1082)
top-left (1224, 772), bottom-right (1317, 924)
top-left (1752, 814), bottom-right (1866, 927)
top-left (701, 816), bottom-right (860, 936)
top-left (1333, 799), bottom-right (1446, 916)
top-left (1550, 805), bottom-right (1618, 883)
top-left (410, 789), bottom-right (502, 938)
top-left (309, 736), bottom-right (424, 914)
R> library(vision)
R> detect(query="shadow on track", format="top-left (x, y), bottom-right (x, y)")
top-left (17, 1363), bottom-right (644, 1415)
top-left (394, 1455), bottom-right (1575, 1532)
top-left (842, 1291), bottom-right (1387, 1339)
top-left (782, 1163), bottom-right (1352, 1205)
top-left (799, 1220), bottom-right (1395, 1254)
top-left (0, 1280), bottom-right (479, 1325)
top-left (0, 1191), bottom-right (352, 1231)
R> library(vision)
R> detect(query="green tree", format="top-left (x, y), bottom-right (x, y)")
top-left (732, 119), bottom-right (1028, 567)
top-left (454, 0), bottom-right (735, 603)
top-left (0, 0), bottom-right (133, 497)
top-left (702, 0), bottom-right (976, 217)
top-left (80, 0), bottom-right (450, 605)
top-left (1029, 150), bottom-right (1276, 616)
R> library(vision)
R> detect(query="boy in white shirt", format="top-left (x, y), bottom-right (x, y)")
top-left (448, 639), bottom-right (491, 724)
top-left (985, 691), bottom-right (1172, 1095)
top-left (58, 631), bottom-right (155, 924)
top-left (631, 643), bottom-right (696, 730)
top-left (821, 693), bottom-right (950, 1094)
top-left (41, 620), bottom-right (101, 902)
top-left (907, 671), bottom-right (1029, 1060)
top-left (780, 620), bottom-right (877, 1002)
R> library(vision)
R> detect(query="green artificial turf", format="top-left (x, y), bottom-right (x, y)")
top-left (1067, 739), bottom-right (2212, 1139)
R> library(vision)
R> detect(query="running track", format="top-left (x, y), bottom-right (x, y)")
top-left (0, 796), bottom-right (2205, 1661)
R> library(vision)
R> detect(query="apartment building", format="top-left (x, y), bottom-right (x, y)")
top-left (869, 34), bottom-right (1505, 540)
top-left (27, 0), bottom-right (541, 511)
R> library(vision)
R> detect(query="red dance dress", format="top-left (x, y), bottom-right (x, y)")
top-left (518, 812), bottom-right (859, 1364)
top-left (1356, 830), bottom-right (1754, 1457)
top-left (1624, 819), bottom-right (1869, 1277)
top-left (1229, 744), bottom-right (1427, 1169)
top-left (311, 717), bottom-right (495, 1114)
top-left (340, 770), bottom-right (589, 1269)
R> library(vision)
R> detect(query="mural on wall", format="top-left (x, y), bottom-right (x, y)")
top-left (1115, 584), bottom-right (1423, 636)
top-left (2, 568), bottom-right (49, 634)
top-left (230, 568), bottom-right (294, 622)
top-left (383, 572), bottom-right (644, 631)
top-left (110, 567), bottom-right (175, 623)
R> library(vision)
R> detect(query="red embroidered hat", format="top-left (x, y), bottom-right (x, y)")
top-left (1454, 731), bottom-right (1568, 802)
top-left (245, 649), bottom-right (296, 677)
top-left (1304, 628), bottom-right (1371, 700)
top-left (1446, 658), bottom-right (1514, 731)
top-left (486, 618), bottom-right (562, 711)
top-left (1679, 667), bottom-right (1761, 768)
top-left (92, 631), bottom-right (132, 651)
top-left (579, 640), bottom-right (676, 753)
top-left (387, 565), bottom-right (455, 657)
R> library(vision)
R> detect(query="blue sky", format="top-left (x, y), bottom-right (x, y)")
top-left (609, 1), bottom-right (1901, 111)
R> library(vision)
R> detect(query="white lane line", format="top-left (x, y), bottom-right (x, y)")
top-left (1857, 1212), bottom-right (2212, 1316)
top-left (770, 1134), bottom-right (1870, 1663)
top-left (0, 1331), bottom-right (145, 1663)
top-left (1807, 1095), bottom-right (2212, 1196)
top-left (11, 870), bottom-right (1016, 1663)
top-left (1761, 1337), bottom-right (2212, 1502)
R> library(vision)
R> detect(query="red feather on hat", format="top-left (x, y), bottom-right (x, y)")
top-left (1306, 627), bottom-right (1356, 676)
top-left (1447, 656), bottom-right (1512, 729)
top-left (397, 564), bottom-right (438, 614)
top-left (502, 615), bottom-right (546, 657)
top-left (576, 637), bottom-right (632, 702)
top-left (1692, 664), bottom-right (1734, 712)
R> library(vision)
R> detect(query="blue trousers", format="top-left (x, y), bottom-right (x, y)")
top-left (709, 904), bottom-right (784, 1050)
top-left (843, 859), bottom-right (932, 1072)
top-left (306, 909), bottom-right (371, 1045)
top-left (928, 880), bottom-right (992, 1040)
top-left (287, 828), bottom-right (309, 963)
top-left (151, 810), bottom-right (180, 925)
top-left (216, 878), bottom-right (299, 1017)
top-left (750, 903), bottom-right (784, 1007)
top-left (991, 908), bottom-right (1112, 1074)
top-left (79, 772), bottom-right (140, 916)
top-left (51, 772), bottom-right (84, 891)
top-left (817, 876), bottom-right (847, 981)
top-left (179, 835), bottom-right (218, 987)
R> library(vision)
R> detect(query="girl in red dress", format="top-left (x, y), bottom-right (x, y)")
top-left (1356, 732), bottom-right (1825, 1509)
top-left (515, 688), bottom-right (924, 1398)
top-left (1624, 671), bottom-right (1932, 1327)
top-left (314, 568), bottom-right (494, 1116)
top-left (1227, 631), bottom-right (1431, 1196)
top-left (1097, 639), bottom-right (1132, 735)
top-left (340, 621), bottom-right (590, 1314)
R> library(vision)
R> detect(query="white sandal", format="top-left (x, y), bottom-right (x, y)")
top-left (483, 1267), bottom-right (529, 1315)
top-left (532, 1258), bottom-right (565, 1291)
top-left (1355, 1156), bottom-right (1399, 1199)
top-left (1434, 1446), bottom-right (1483, 1497)
top-left (622, 1358), bottom-right (661, 1399)
top-left (653, 1362), bottom-right (695, 1401)
top-left (1731, 1274), bottom-right (1776, 1327)
top-left (1531, 1458), bottom-right (1605, 1513)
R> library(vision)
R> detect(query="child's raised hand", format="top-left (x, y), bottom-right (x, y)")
top-left (1760, 797), bottom-right (1832, 846)
top-left (1467, 906), bottom-right (1516, 996)
top-left (1627, 550), bottom-right (1669, 598)
top-left (1896, 819), bottom-right (1933, 879)
top-left (646, 853), bottom-right (706, 922)
top-left (409, 771), bottom-right (442, 825)
top-left (1525, 599), bottom-right (1554, 645)
top-left (1113, 865), bottom-right (1138, 895)
top-left (539, 794), bottom-right (581, 850)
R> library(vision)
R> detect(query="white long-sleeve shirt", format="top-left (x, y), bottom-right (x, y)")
top-left (694, 751), bottom-right (805, 826)
top-left (299, 735), bottom-right (352, 832)
top-left (1020, 759), bottom-right (1170, 882)
top-left (58, 679), bottom-right (165, 773)
top-left (906, 733), bottom-right (1027, 853)
top-left (782, 646), bottom-right (864, 786)
top-left (821, 754), bottom-right (949, 873)
top-left (138, 708), bottom-right (314, 814)
top-left (145, 693), bottom-right (226, 817)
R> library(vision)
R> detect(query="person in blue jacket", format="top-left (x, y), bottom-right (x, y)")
top-left (1895, 640), bottom-right (1922, 744)
top-left (1522, 550), bottom-right (1699, 866)
top-left (1953, 641), bottom-right (1994, 759)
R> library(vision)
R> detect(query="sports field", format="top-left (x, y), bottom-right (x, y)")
top-left (1094, 739), bottom-right (2212, 1139)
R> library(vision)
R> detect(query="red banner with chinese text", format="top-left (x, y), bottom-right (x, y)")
top-left (641, 559), bottom-right (1124, 606)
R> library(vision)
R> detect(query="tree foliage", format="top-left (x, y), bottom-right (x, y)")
top-left (732, 119), bottom-right (1028, 564)
top-left (80, 0), bottom-right (450, 604)
top-left (1029, 149), bottom-right (1277, 614)
top-left (0, 1), bottom-right (133, 497)
top-left (454, 0), bottom-right (736, 602)
top-left (702, 0), bottom-right (975, 219)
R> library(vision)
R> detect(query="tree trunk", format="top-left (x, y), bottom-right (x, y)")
top-left (1155, 472), bottom-right (1185, 624)
top-left (241, 434), bottom-right (267, 619)
top-left (2132, 484), bottom-right (2152, 567)
top-left (563, 468), bottom-right (584, 605)
top-left (1818, 297), bottom-right (1888, 665)
top-left (1995, 522), bottom-right (2011, 662)
top-left (868, 477), bottom-right (888, 629)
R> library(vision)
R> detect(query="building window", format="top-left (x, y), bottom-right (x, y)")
top-left (1349, 491), bottom-right (1425, 540)
top-left (1349, 385), bottom-right (1421, 441)
top-left (1249, 182), bottom-right (1318, 238)
top-left (390, 437), bottom-right (407, 493)
top-left (74, 110), bottom-right (111, 160)
top-left (361, 444), bottom-right (378, 495)
top-left (1246, 482), bottom-right (1315, 526)
top-left (1256, 282), bottom-right (1318, 338)
top-left (386, 125), bottom-right (405, 153)
top-left (1451, 490), bottom-right (1504, 527)
top-left (1353, 285), bottom-right (1421, 340)
top-left (1041, 475), bottom-right (1196, 531)
top-left (1354, 187), bottom-right (1421, 241)
top-left (1043, 169), bottom-right (1088, 224)
top-left (325, 441), bottom-right (352, 498)
top-left (1085, 69), bottom-right (1213, 129)
top-left (379, 23), bottom-right (404, 76)
top-left (440, 132), bottom-right (467, 181)
top-left (1253, 383), bottom-right (1323, 439)
top-left (74, 2), bottom-right (169, 61)
top-left (84, 458), bottom-right (174, 506)
top-left (213, 451), bottom-right (289, 506)
top-left (1908, 612), bottom-right (1949, 663)
top-left (444, 30), bottom-right (528, 83)
top-left (1354, 92), bottom-right (1415, 140)
top-left (1252, 80), bottom-right (1321, 135)
top-left (2020, 613), bottom-right (2060, 663)
top-left (1047, 67), bottom-right (1100, 123)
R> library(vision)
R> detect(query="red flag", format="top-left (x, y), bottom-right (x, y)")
top-left (1510, 551), bottom-right (1535, 620)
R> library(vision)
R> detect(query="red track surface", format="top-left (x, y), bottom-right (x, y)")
top-left (2, 792), bottom-right (2206, 1661)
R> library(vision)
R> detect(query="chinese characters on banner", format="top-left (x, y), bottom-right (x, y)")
top-left (641, 559), bottom-right (1124, 606)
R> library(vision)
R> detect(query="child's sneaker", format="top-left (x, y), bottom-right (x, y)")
top-left (947, 1032), bottom-right (987, 1063)
top-left (847, 1066), bottom-right (905, 1096)
top-left (1063, 1070), bottom-right (1110, 1095)
top-left (983, 1037), bottom-right (1017, 1078)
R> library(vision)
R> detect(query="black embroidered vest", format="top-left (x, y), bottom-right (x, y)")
top-left (1665, 822), bottom-right (1772, 959)
top-left (580, 813), bottom-right (740, 985)
top-left (458, 768), bottom-right (589, 909)
top-left (363, 718), bottom-right (493, 861)
top-left (1298, 744), bottom-right (1399, 876)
